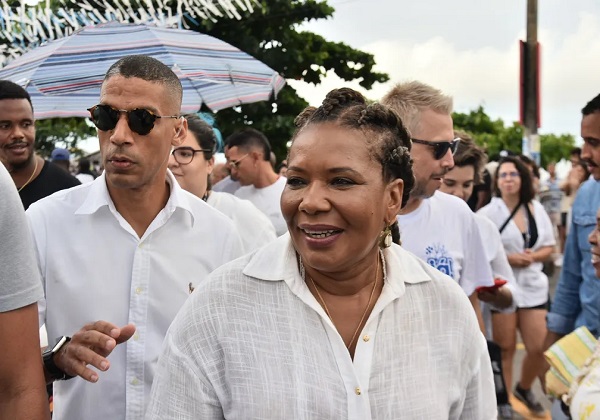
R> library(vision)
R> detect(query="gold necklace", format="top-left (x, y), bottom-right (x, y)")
top-left (309, 253), bottom-right (380, 350)
top-left (17, 156), bottom-right (38, 192)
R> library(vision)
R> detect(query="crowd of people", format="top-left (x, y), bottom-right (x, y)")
top-left (1, 53), bottom-right (600, 420)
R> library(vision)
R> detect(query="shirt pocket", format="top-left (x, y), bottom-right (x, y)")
top-left (573, 214), bottom-right (596, 228)
top-left (573, 214), bottom-right (596, 252)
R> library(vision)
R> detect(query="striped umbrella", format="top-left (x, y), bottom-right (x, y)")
top-left (0, 22), bottom-right (286, 119)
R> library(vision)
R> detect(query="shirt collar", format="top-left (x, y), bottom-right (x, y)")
top-left (75, 169), bottom-right (197, 226)
top-left (243, 234), bottom-right (433, 297)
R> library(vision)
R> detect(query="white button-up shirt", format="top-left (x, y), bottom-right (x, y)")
top-left (27, 171), bottom-right (243, 420)
top-left (146, 234), bottom-right (497, 419)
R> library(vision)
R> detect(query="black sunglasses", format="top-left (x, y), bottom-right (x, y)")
top-left (87, 104), bottom-right (180, 136)
top-left (411, 137), bottom-right (461, 160)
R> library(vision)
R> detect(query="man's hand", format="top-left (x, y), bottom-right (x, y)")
top-left (54, 321), bottom-right (136, 383)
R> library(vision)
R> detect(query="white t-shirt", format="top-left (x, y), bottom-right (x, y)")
top-left (27, 172), bottom-right (244, 420)
top-left (146, 234), bottom-right (497, 419)
top-left (397, 191), bottom-right (494, 296)
top-left (477, 197), bottom-right (556, 308)
top-left (212, 175), bottom-right (242, 194)
top-left (474, 213), bottom-right (519, 339)
top-left (0, 163), bottom-right (44, 312)
top-left (76, 173), bottom-right (95, 184)
top-left (235, 176), bottom-right (287, 236)
top-left (474, 213), bottom-right (519, 306)
top-left (207, 191), bottom-right (277, 253)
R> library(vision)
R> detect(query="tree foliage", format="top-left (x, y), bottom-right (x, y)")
top-left (453, 106), bottom-right (575, 167)
top-left (4, 0), bottom-right (388, 160)
top-left (35, 118), bottom-right (96, 158)
top-left (539, 133), bottom-right (576, 168)
top-left (193, 0), bottom-right (389, 161)
top-left (453, 106), bottom-right (523, 159)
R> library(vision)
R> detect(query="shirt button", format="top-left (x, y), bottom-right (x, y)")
top-left (355, 387), bottom-right (361, 396)
top-left (363, 335), bottom-right (370, 342)
top-left (135, 287), bottom-right (142, 294)
top-left (133, 333), bottom-right (140, 341)
top-left (131, 378), bottom-right (140, 386)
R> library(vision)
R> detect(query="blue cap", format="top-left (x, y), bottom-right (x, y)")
top-left (51, 148), bottom-right (70, 161)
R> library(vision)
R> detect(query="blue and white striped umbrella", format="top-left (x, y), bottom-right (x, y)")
top-left (0, 22), bottom-right (286, 119)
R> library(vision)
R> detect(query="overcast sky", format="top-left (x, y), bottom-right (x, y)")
top-left (287, 0), bottom-right (600, 138)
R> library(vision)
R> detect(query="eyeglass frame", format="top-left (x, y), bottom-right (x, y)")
top-left (498, 171), bottom-right (521, 179)
top-left (411, 137), bottom-right (461, 160)
top-left (171, 146), bottom-right (214, 165)
top-left (227, 153), bottom-right (249, 169)
top-left (87, 104), bottom-right (181, 136)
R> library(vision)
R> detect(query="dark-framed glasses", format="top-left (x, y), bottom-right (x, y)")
top-left (171, 146), bottom-right (212, 165)
top-left (411, 137), bottom-right (461, 160)
top-left (498, 171), bottom-right (520, 179)
top-left (227, 153), bottom-right (249, 169)
top-left (87, 104), bottom-right (180, 136)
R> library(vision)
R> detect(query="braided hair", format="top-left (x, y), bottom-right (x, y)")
top-left (291, 88), bottom-right (415, 245)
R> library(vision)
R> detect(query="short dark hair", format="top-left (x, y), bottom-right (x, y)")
top-left (494, 156), bottom-right (535, 203)
top-left (570, 147), bottom-right (582, 157)
top-left (0, 80), bottom-right (33, 112)
top-left (104, 55), bottom-right (183, 110)
top-left (184, 114), bottom-right (217, 161)
top-left (452, 131), bottom-right (487, 184)
top-left (225, 128), bottom-right (271, 161)
top-left (582, 94), bottom-right (600, 116)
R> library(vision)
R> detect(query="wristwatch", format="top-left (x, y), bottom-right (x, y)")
top-left (43, 336), bottom-right (74, 381)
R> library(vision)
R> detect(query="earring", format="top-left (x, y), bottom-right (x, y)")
top-left (379, 224), bottom-right (392, 248)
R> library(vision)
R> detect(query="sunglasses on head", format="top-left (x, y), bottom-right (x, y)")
top-left (87, 104), bottom-right (180, 136)
top-left (411, 137), bottom-right (461, 160)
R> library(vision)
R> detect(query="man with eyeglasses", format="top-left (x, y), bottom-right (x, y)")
top-left (382, 81), bottom-right (494, 332)
top-left (25, 55), bottom-right (243, 420)
top-left (224, 128), bottom-right (287, 236)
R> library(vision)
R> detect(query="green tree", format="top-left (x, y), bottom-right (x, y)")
top-left (193, 0), bottom-right (389, 161)
top-left (453, 106), bottom-right (523, 159)
top-left (539, 133), bottom-right (576, 168)
top-left (34, 118), bottom-right (96, 158)
top-left (2, 1), bottom-right (389, 161)
top-left (453, 106), bottom-right (576, 167)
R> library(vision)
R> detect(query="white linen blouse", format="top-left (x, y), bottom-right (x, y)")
top-left (146, 234), bottom-right (497, 419)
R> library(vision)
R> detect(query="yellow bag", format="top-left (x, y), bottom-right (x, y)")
top-left (544, 326), bottom-right (597, 399)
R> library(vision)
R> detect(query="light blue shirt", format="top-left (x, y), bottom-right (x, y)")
top-left (547, 179), bottom-right (600, 336)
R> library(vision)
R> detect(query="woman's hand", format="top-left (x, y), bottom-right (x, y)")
top-left (507, 252), bottom-right (534, 268)
top-left (477, 286), bottom-right (513, 309)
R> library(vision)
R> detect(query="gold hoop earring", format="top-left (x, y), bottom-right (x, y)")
top-left (379, 224), bottom-right (392, 248)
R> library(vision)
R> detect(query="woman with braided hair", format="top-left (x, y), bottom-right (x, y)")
top-left (146, 88), bottom-right (496, 419)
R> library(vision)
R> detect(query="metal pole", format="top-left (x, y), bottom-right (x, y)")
top-left (524, 0), bottom-right (539, 163)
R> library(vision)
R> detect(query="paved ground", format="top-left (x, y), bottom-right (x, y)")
top-left (507, 261), bottom-right (560, 419)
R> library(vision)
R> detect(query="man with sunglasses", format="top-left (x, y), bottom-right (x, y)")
top-left (25, 55), bottom-right (243, 420)
top-left (225, 128), bottom-right (287, 236)
top-left (382, 81), bottom-right (494, 331)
